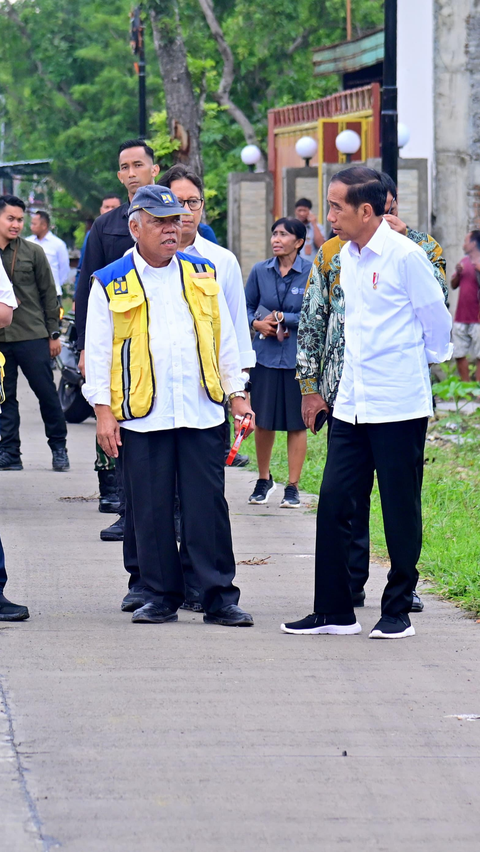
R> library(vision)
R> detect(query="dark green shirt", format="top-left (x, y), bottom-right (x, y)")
top-left (0, 237), bottom-right (59, 342)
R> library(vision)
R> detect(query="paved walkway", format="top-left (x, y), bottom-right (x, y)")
top-left (1, 377), bottom-right (480, 851)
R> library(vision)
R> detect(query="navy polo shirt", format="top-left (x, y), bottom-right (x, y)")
top-left (245, 254), bottom-right (312, 369)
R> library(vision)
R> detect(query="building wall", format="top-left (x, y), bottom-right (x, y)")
top-left (434, 0), bottom-right (475, 300)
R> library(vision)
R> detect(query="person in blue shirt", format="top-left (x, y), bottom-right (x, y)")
top-left (245, 218), bottom-right (311, 508)
top-left (198, 221), bottom-right (218, 244)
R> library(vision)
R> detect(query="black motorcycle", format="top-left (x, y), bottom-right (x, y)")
top-left (55, 311), bottom-right (93, 424)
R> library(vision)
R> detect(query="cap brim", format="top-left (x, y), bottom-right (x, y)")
top-left (140, 205), bottom-right (193, 218)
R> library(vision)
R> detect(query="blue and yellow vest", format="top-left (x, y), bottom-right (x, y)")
top-left (94, 251), bottom-right (223, 422)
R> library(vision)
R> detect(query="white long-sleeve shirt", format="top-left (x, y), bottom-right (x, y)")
top-left (0, 258), bottom-right (18, 308)
top-left (82, 247), bottom-right (244, 432)
top-left (27, 231), bottom-right (70, 296)
top-left (333, 218), bottom-right (453, 425)
top-left (183, 233), bottom-right (256, 369)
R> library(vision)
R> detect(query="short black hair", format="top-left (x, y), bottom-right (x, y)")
top-left (272, 217), bottom-right (307, 251)
top-left (101, 192), bottom-right (123, 203)
top-left (0, 194), bottom-right (26, 212)
top-left (470, 230), bottom-right (480, 250)
top-left (330, 166), bottom-right (386, 216)
top-left (34, 209), bottom-right (50, 226)
top-left (380, 172), bottom-right (398, 200)
top-left (159, 164), bottom-right (203, 196)
top-left (295, 197), bottom-right (312, 209)
top-left (118, 139), bottom-right (155, 161)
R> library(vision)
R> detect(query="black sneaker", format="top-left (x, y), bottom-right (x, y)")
top-left (352, 589), bottom-right (366, 607)
top-left (281, 612), bottom-right (361, 635)
top-left (280, 484), bottom-right (301, 508)
top-left (369, 613), bottom-right (415, 639)
top-left (0, 594), bottom-right (29, 621)
top-left (410, 589), bottom-right (424, 612)
top-left (248, 474), bottom-right (276, 504)
top-left (0, 453), bottom-right (23, 471)
top-left (52, 448), bottom-right (70, 471)
top-left (227, 452), bottom-right (249, 468)
top-left (180, 600), bottom-right (205, 613)
top-left (100, 516), bottom-right (124, 542)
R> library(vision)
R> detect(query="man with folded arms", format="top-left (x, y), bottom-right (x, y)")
top-left (83, 185), bottom-right (255, 626)
top-left (282, 167), bottom-right (452, 640)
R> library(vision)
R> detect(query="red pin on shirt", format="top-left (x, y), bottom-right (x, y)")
top-left (372, 272), bottom-right (379, 289)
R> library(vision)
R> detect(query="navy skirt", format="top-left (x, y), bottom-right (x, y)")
top-left (250, 363), bottom-right (306, 432)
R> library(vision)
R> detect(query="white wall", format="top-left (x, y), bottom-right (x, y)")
top-left (397, 0), bottom-right (435, 218)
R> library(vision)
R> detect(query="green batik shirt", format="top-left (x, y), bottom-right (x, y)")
top-left (296, 228), bottom-right (449, 406)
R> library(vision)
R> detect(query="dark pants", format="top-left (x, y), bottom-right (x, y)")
top-left (121, 425), bottom-right (240, 613)
top-left (0, 339), bottom-right (67, 458)
top-left (0, 534), bottom-right (7, 592)
top-left (314, 416), bottom-right (428, 618)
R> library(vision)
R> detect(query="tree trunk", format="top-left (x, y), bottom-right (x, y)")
top-left (148, 1), bottom-right (203, 176)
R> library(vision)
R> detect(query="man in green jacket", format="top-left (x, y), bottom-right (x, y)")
top-left (0, 195), bottom-right (69, 471)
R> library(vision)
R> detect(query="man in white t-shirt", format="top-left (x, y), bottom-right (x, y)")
top-left (0, 260), bottom-right (29, 621)
top-left (27, 210), bottom-right (70, 298)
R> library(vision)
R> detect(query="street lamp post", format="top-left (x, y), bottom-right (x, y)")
top-left (241, 145), bottom-right (262, 173)
top-left (130, 6), bottom-right (146, 140)
top-left (335, 129), bottom-right (361, 164)
top-left (381, 0), bottom-right (398, 184)
top-left (295, 136), bottom-right (318, 167)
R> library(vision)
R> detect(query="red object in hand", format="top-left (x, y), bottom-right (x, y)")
top-left (226, 413), bottom-right (252, 466)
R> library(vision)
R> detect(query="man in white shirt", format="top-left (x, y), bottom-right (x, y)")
top-left (83, 185), bottom-right (255, 627)
top-left (0, 259), bottom-right (29, 621)
top-left (27, 211), bottom-right (70, 298)
top-left (282, 167), bottom-right (452, 640)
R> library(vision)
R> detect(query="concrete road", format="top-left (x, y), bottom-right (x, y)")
top-left (1, 377), bottom-right (480, 852)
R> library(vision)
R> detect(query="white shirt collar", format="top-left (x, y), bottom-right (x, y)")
top-left (132, 244), bottom-right (178, 276)
top-left (348, 217), bottom-right (390, 258)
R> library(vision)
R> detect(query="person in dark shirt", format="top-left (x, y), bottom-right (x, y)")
top-left (0, 195), bottom-right (69, 472)
top-left (75, 140), bottom-right (159, 541)
top-left (245, 218), bottom-right (311, 508)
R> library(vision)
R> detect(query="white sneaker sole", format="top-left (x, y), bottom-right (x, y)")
top-left (369, 625), bottom-right (416, 639)
top-left (280, 501), bottom-right (301, 508)
top-left (280, 621), bottom-right (362, 635)
top-left (248, 483), bottom-right (276, 504)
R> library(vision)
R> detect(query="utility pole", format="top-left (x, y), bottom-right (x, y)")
top-left (346, 0), bottom-right (352, 41)
top-left (381, 0), bottom-right (398, 184)
top-left (130, 5), bottom-right (146, 140)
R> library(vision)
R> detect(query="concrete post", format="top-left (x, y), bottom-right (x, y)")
top-left (227, 172), bottom-right (273, 283)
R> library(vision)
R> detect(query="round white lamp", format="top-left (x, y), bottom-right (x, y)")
top-left (335, 129), bottom-right (361, 163)
top-left (397, 122), bottom-right (410, 149)
top-left (241, 144), bottom-right (262, 172)
top-left (295, 136), bottom-right (318, 167)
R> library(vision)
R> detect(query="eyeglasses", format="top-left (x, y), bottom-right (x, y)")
top-left (387, 196), bottom-right (397, 215)
top-left (177, 197), bottom-right (204, 211)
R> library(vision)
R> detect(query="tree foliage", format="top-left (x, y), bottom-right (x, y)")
top-left (0, 0), bottom-right (384, 242)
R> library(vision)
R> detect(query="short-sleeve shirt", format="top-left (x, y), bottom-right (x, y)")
top-left (454, 256), bottom-right (480, 324)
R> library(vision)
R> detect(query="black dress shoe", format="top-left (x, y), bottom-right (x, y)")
top-left (52, 448), bottom-right (70, 471)
top-left (203, 604), bottom-right (254, 626)
top-left (410, 589), bottom-right (424, 612)
top-left (0, 594), bottom-right (29, 621)
top-left (121, 589), bottom-right (145, 612)
top-left (100, 515), bottom-right (124, 542)
top-left (0, 453), bottom-right (23, 471)
top-left (131, 603), bottom-right (178, 624)
top-left (352, 589), bottom-right (366, 607)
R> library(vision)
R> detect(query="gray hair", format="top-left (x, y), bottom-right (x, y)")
top-left (128, 209), bottom-right (142, 241)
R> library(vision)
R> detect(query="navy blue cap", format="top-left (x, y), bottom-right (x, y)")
top-left (128, 184), bottom-right (191, 218)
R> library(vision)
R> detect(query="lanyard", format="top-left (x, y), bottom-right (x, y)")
top-left (274, 272), bottom-right (289, 312)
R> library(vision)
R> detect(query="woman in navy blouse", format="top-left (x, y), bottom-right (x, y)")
top-left (245, 218), bottom-right (311, 507)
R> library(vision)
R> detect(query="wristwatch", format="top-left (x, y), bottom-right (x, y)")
top-left (50, 331), bottom-right (60, 340)
top-left (228, 391), bottom-right (246, 401)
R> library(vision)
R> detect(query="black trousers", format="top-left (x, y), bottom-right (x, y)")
top-left (121, 425), bottom-right (240, 612)
top-left (314, 416), bottom-right (428, 618)
top-left (326, 413), bottom-right (372, 593)
top-left (0, 339), bottom-right (67, 458)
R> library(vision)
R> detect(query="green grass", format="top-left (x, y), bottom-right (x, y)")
top-left (242, 413), bottom-right (480, 615)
